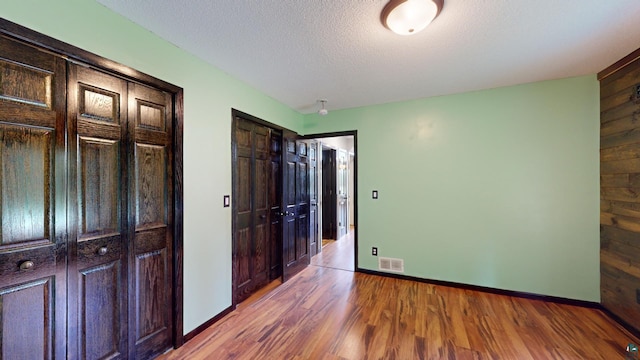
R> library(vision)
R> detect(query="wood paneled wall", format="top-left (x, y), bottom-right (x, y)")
top-left (599, 47), bottom-right (640, 334)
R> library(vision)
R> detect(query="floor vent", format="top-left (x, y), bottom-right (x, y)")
top-left (378, 257), bottom-right (404, 273)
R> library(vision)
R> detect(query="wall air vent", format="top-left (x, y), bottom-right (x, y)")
top-left (378, 257), bottom-right (404, 273)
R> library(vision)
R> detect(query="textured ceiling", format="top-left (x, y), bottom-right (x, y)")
top-left (96, 0), bottom-right (640, 114)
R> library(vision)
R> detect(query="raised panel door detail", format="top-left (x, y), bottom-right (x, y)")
top-left (0, 125), bottom-right (51, 244)
top-left (256, 159), bottom-right (268, 211)
top-left (237, 227), bottom-right (251, 288)
top-left (237, 128), bottom-right (251, 149)
top-left (0, 59), bottom-right (52, 108)
top-left (135, 249), bottom-right (168, 341)
top-left (0, 277), bottom-right (53, 359)
top-left (238, 157), bottom-right (251, 214)
top-left (287, 162), bottom-right (296, 207)
top-left (285, 218), bottom-right (296, 265)
top-left (297, 162), bottom-right (308, 204)
top-left (255, 132), bottom-right (268, 153)
top-left (80, 261), bottom-right (122, 360)
top-left (297, 215), bottom-right (308, 259)
top-left (255, 223), bottom-right (267, 274)
top-left (79, 137), bottom-right (120, 236)
top-left (135, 144), bottom-right (167, 229)
top-left (79, 84), bottom-right (119, 123)
top-left (137, 101), bottom-right (165, 131)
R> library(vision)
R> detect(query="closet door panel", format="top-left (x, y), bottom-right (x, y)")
top-left (68, 64), bottom-right (127, 360)
top-left (128, 83), bottom-right (173, 359)
top-left (0, 35), bottom-right (67, 360)
top-left (0, 278), bottom-right (54, 359)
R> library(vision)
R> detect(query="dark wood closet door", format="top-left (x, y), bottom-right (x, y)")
top-left (233, 117), bottom-right (271, 304)
top-left (0, 36), bottom-right (67, 360)
top-left (269, 132), bottom-right (283, 280)
top-left (127, 83), bottom-right (174, 359)
top-left (67, 64), bottom-right (128, 360)
top-left (309, 142), bottom-right (318, 257)
top-left (282, 131), bottom-right (310, 282)
top-left (322, 148), bottom-right (337, 240)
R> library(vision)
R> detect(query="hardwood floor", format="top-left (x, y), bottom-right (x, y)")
top-left (160, 264), bottom-right (638, 359)
top-left (312, 229), bottom-right (355, 272)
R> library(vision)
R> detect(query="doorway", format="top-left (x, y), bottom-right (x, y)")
top-left (306, 132), bottom-right (357, 272)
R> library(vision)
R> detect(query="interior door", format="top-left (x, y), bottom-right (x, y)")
top-left (321, 148), bottom-right (337, 240)
top-left (232, 117), bottom-right (271, 304)
top-left (337, 149), bottom-right (349, 239)
top-left (0, 35), bottom-right (67, 359)
top-left (269, 132), bottom-right (283, 280)
top-left (282, 131), bottom-right (310, 281)
top-left (309, 141), bottom-right (319, 257)
top-left (67, 64), bottom-right (128, 360)
top-left (127, 83), bottom-right (174, 359)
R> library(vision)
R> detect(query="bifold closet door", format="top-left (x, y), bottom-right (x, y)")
top-left (67, 64), bottom-right (128, 360)
top-left (127, 83), bottom-right (174, 359)
top-left (0, 36), bottom-right (67, 359)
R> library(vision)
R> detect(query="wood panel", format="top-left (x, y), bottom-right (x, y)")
top-left (232, 116), bottom-right (272, 304)
top-left (281, 133), bottom-right (310, 282)
top-left (66, 64), bottom-right (128, 360)
top-left (0, 20), bottom-right (184, 357)
top-left (129, 83), bottom-right (173, 359)
top-left (269, 133), bottom-right (282, 280)
top-left (0, 34), bottom-right (66, 360)
top-left (0, 278), bottom-right (54, 359)
top-left (308, 141), bottom-right (318, 257)
top-left (599, 48), bottom-right (640, 335)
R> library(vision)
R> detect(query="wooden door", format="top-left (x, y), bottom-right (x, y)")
top-left (321, 148), bottom-right (337, 240)
top-left (269, 132), bottom-right (283, 280)
top-left (308, 141), bottom-right (319, 257)
top-left (0, 36), bottom-right (67, 359)
top-left (337, 149), bottom-right (349, 239)
top-left (232, 117), bottom-right (271, 304)
top-left (282, 131), bottom-right (310, 282)
top-left (67, 64), bottom-right (128, 359)
top-left (127, 83), bottom-right (174, 359)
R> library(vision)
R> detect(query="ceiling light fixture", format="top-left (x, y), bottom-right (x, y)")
top-left (381, 0), bottom-right (443, 36)
top-left (317, 99), bottom-right (328, 116)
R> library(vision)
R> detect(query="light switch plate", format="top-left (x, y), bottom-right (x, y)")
top-left (372, 190), bottom-right (378, 199)
top-left (223, 195), bottom-right (230, 207)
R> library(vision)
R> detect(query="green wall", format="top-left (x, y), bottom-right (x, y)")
top-left (2, 0), bottom-right (303, 334)
top-left (2, 0), bottom-right (600, 337)
top-left (304, 75), bottom-right (600, 301)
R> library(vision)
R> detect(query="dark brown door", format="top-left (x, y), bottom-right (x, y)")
top-left (0, 36), bottom-right (67, 359)
top-left (127, 83), bottom-right (174, 359)
top-left (67, 64), bottom-right (128, 360)
top-left (232, 117), bottom-right (271, 304)
top-left (322, 148), bottom-right (337, 239)
top-left (309, 141), bottom-right (319, 257)
top-left (282, 131), bottom-right (310, 282)
top-left (269, 132), bottom-right (283, 280)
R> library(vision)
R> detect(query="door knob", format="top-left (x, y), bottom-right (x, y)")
top-left (259, 215), bottom-right (267, 219)
top-left (19, 260), bottom-right (34, 270)
top-left (97, 247), bottom-right (108, 256)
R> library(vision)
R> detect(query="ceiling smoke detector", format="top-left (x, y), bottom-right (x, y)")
top-left (317, 99), bottom-right (328, 116)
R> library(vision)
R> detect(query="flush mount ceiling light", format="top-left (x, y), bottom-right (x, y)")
top-left (381, 0), bottom-right (443, 36)
top-left (317, 99), bottom-right (328, 116)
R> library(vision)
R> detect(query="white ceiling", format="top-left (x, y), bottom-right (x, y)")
top-left (96, 0), bottom-right (640, 114)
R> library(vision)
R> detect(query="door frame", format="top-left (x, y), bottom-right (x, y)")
top-left (301, 131), bottom-right (358, 271)
top-left (0, 18), bottom-right (186, 348)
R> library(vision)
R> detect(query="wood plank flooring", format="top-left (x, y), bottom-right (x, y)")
top-left (311, 229), bottom-right (355, 272)
top-left (160, 256), bottom-right (638, 359)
